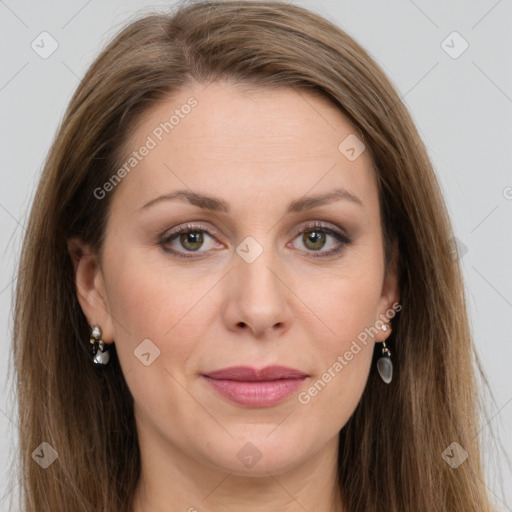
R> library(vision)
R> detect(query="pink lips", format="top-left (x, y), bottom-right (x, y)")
top-left (202, 365), bottom-right (308, 407)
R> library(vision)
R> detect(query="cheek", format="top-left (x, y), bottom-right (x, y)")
top-left (102, 249), bottom-right (206, 431)
top-left (297, 262), bottom-right (382, 409)
top-left (103, 247), bottom-right (208, 370)
top-left (315, 280), bottom-right (378, 385)
top-left (296, 343), bottom-right (372, 443)
top-left (296, 277), bottom-right (378, 429)
top-left (306, 267), bottom-right (383, 347)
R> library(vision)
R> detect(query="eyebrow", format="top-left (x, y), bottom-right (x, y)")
top-left (139, 187), bottom-right (363, 213)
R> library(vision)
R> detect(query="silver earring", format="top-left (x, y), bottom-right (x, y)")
top-left (90, 325), bottom-right (110, 365)
top-left (376, 325), bottom-right (392, 384)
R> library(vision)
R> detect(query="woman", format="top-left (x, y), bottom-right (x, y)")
top-left (11, 0), bottom-right (498, 510)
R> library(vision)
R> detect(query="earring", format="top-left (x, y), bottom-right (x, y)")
top-left (90, 325), bottom-right (110, 365)
top-left (376, 324), bottom-right (393, 384)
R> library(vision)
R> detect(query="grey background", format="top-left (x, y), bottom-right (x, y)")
top-left (1, 0), bottom-right (511, 510)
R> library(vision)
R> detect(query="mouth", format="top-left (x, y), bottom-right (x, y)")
top-left (201, 365), bottom-right (309, 407)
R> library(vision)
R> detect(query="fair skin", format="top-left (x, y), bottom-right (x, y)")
top-left (68, 80), bottom-right (399, 512)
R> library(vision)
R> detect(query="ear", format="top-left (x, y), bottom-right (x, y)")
top-left (374, 237), bottom-right (400, 343)
top-left (67, 237), bottom-right (115, 343)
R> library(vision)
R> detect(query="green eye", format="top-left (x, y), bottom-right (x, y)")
top-left (292, 222), bottom-right (351, 258)
top-left (159, 222), bottom-right (351, 259)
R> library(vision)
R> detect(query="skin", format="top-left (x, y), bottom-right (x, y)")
top-left (68, 80), bottom-right (399, 512)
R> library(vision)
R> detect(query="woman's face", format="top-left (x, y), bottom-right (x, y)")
top-left (72, 80), bottom-right (398, 478)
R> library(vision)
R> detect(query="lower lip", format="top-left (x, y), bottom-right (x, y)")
top-left (202, 376), bottom-right (307, 407)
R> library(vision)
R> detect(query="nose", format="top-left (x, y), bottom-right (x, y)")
top-left (221, 247), bottom-right (293, 339)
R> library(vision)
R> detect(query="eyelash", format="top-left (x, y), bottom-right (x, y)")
top-left (158, 222), bottom-right (352, 259)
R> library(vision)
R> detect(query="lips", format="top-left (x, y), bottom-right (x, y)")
top-left (202, 365), bottom-right (309, 407)
top-left (204, 365), bottom-right (308, 381)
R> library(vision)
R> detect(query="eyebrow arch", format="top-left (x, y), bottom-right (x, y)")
top-left (139, 187), bottom-right (363, 213)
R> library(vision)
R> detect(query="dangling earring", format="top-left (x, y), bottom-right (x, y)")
top-left (90, 325), bottom-right (110, 365)
top-left (376, 324), bottom-right (393, 384)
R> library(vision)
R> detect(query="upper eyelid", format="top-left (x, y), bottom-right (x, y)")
top-left (160, 221), bottom-right (348, 250)
top-left (161, 221), bottom-right (346, 240)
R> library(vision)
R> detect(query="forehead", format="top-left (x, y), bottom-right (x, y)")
top-left (112, 80), bottom-right (378, 216)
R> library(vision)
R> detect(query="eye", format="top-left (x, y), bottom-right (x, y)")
top-left (290, 222), bottom-right (351, 258)
top-left (159, 223), bottom-right (221, 259)
top-left (158, 221), bottom-right (352, 259)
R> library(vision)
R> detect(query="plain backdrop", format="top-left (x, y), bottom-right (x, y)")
top-left (1, 0), bottom-right (511, 510)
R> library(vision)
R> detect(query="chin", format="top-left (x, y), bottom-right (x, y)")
top-left (200, 430), bottom-right (315, 477)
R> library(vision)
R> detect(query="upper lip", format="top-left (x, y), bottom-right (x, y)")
top-left (203, 365), bottom-right (308, 381)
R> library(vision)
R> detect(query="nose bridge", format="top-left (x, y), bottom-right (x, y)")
top-left (225, 232), bottom-right (291, 333)
top-left (234, 233), bottom-right (283, 300)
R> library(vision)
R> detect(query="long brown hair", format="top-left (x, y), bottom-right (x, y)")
top-left (10, 1), bottom-right (500, 510)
